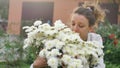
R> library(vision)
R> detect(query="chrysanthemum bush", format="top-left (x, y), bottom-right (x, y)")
top-left (23, 20), bottom-right (104, 68)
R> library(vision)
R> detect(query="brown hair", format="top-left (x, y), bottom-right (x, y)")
top-left (72, 1), bottom-right (106, 27)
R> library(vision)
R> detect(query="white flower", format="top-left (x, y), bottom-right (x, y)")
top-left (77, 50), bottom-right (85, 55)
top-left (54, 20), bottom-right (67, 30)
top-left (39, 49), bottom-right (46, 57)
top-left (24, 26), bottom-right (37, 32)
top-left (97, 49), bottom-right (104, 56)
top-left (23, 38), bottom-right (33, 49)
top-left (56, 31), bottom-right (66, 40)
top-left (47, 57), bottom-right (59, 68)
top-left (67, 60), bottom-right (83, 68)
top-left (51, 49), bottom-right (62, 56)
top-left (27, 30), bottom-right (38, 39)
top-left (63, 44), bottom-right (78, 57)
top-left (61, 55), bottom-right (72, 65)
top-left (39, 23), bottom-right (51, 30)
top-left (46, 51), bottom-right (52, 59)
top-left (23, 20), bottom-right (104, 68)
top-left (34, 20), bottom-right (42, 26)
top-left (44, 40), bottom-right (56, 49)
top-left (25, 27), bottom-right (33, 32)
top-left (61, 33), bottom-right (83, 43)
top-left (44, 29), bottom-right (58, 37)
top-left (55, 39), bottom-right (65, 49)
top-left (44, 39), bottom-right (64, 50)
top-left (46, 49), bottom-right (62, 59)
top-left (22, 26), bottom-right (30, 30)
top-left (62, 28), bottom-right (72, 33)
top-left (23, 44), bottom-right (29, 49)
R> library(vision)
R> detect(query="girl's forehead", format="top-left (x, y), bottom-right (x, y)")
top-left (72, 14), bottom-right (87, 21)
top-left (71, 14), bottom-right (89, 25)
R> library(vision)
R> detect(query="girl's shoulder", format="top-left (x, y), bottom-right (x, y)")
top-left (88, 32), bottom-right (101, 38)
top-left (88, 32), bottom-right (102, 40)
top-left (87, 32), bottom-right (103, 45)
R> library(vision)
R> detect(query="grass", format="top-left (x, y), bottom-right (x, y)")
top-left (0, 62), bottom-right (30, 68)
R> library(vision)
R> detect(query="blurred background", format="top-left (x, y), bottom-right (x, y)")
top-left (0, 0), bottom-right (120, 68)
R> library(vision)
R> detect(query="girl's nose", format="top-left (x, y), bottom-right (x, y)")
top-left (73, 25), bottom-right (79, 33)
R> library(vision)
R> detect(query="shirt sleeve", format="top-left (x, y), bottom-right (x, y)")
top-left (87, 33), bottom-right (103, 46)
top-left (87, 33), bottom-right (105, 68)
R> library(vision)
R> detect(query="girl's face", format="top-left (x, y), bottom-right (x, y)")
top-left (71, 13), bottom-right (92, 41)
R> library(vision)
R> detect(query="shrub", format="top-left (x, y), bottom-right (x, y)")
top-left (0, 34), bottom-right (27, 67)
top-left (96, 21), bottom-right (120, 65)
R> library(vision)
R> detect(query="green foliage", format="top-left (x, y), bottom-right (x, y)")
top-left (0, 34), bottom-right (27, 67)
top-left (24, 45), bottom-right (38, 64)
top-left (105, 62), bottom-right (120, 68)
top-left (104, 38), bottom-right (120, 64)
top-left (96, 20), bottom-right (120, 38)
top-left (0, 29), bottom-right (35, 67)
top-left (0, 29), bottom-right (6, 37)
top-left (0, 62), bottom-right (30, 68)
top-left (96, 20), bottom-right (120, 66)
top-left (24, 41), bottom-right (44, 64)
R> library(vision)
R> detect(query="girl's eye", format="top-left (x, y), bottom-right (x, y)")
top-left (71, 21), bottom-right (75, 26)
top-left (72, 23), bottom-right (75, 26)
top-left (79, 25), bottom-right (84, 28)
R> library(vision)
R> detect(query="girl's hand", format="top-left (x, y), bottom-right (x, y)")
top-left (33, 56), bottom-right (47, 68)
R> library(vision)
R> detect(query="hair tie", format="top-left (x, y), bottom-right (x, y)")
top-left (86, 7), bottom-right (93, 12)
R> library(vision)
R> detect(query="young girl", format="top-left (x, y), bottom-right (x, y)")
top-left (31, 2), bottom-right (106, 68)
